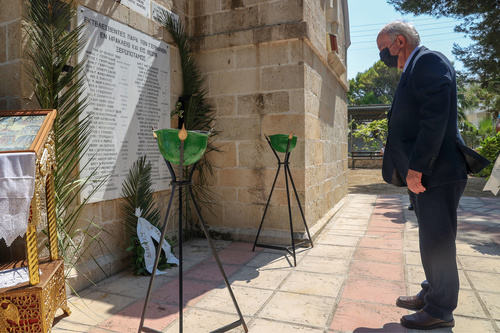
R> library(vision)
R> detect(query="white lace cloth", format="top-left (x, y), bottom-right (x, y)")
top-left (0, 152), bottom-right (36, 246)
top-left (0, 267), bottom-right (41, 289)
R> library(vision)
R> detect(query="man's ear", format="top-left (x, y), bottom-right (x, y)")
top-left (397, 35), bottom-right (407, 47)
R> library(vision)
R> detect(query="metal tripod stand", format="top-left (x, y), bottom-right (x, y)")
top-left (252, 134), bottom-right (313, 266)
top-left (138, 136), bottom-right (247, 333)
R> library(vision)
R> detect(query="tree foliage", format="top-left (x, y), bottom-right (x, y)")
top-left (349, 118), bottom-right (388, 151)
top-left (348, 60), bottom-right (400, 105)
top-left (388, 0), bottom-right (499, 97)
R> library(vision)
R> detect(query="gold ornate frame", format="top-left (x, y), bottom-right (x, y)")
top-left (0, 109), bottom-right (70, 333)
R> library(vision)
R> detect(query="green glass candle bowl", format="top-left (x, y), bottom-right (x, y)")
top-left (268, 134), bottom-right (297, 153)
top-left (155, 129), bottom-right (209, 165)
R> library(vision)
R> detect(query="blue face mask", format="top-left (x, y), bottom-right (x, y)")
top-left (379, 39), bottom-right (401, 68)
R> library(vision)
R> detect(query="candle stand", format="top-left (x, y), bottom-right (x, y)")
top-left (252, 134), bottom-right (313, 266)
top-left (138, 127), bottom-right (247, 333)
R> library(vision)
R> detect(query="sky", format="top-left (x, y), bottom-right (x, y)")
top-left (347, 0), bottom-right (473, 80)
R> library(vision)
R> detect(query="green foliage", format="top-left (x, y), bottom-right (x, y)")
top-left (120, 156), bottom-right (172, 275)
top-left (349, 118), bottom-right (388, 151)
top-left (476, 132), bottom-right (500, 177)
top-left (388, 0), bottom-right (499, 101)
top-left (349, 60), bottom-right (400, 105)
top-left (24, 0), bottom-right (108, 285)
top-left (158, 13), bottom-right (221, 239)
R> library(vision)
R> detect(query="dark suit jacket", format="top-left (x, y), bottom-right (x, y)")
top-left (382, 46), bottom-right (489, 188)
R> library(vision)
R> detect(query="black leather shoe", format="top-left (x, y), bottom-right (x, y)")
top-left (401, 310), bottom-right (454, 330)
top-left (396, 295), bottom-right (426, 310)
top-left (408, 204), bottom-right (414, 210)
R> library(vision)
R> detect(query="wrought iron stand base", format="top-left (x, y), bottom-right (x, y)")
top-left (252, 136), bottom-right (313, 266)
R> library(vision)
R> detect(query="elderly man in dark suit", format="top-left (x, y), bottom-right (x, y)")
top-left (376, 21), bottom-right (489, 330)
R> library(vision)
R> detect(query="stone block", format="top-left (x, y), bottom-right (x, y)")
top-left (242, 187), bottom-right (305, 207)
top-left (289, 89), bottom-right (305, 113)
top-left (215, 115), bottom-right (260, 141)
top-left (0, 26), bottom-right (6, 63)
top-left (149, 20), bottom-right (164, 40)
top-left (21, 66), bottom-right (34, 98)
top-left (202, 29), bottom-right (253, 51)
top-left (261, 63), bottom-right (304, 91)
top-left (194, 1), bottom-right (221, 17)
top-left (237, 91), bottom-right (290, 115)
top-left (214, 95), bottom-right (236, 116)
top-left (261, 114), bottom-right (304, 138)
top-left (170, 70), bottom-right (183, 97)
top-left (0, 98), bottom-right (7, 110)
top-left (100, 200), bottom-right (116, 222)
top-left (197, 49), bottom-right (235, 73)
top-left (0, 0), bottom-right (22, 23)
top-left (0, 62), bottom-right (21, 97)
top-left (257, 41), bottom-right (289, 66)
top-left (289, 39), bottom-right (303, 64)
top-left (314, 141), bottom-right (324, 165)
top-left (100, 0), bottom-right (129, 23)
top-left (208, 68), bottom-right (259, 96)
top-left (265, 204), bottom-right (304, 231)
top-left (220, 187), bottom-right (237, 203)
top-left (79, 0), bottom-right (104, 13)
top-left (238, 140), bottom-right (274, 168)
top-left (221, 0), bottom-right (246, 11)
top-left (207, 141), bottom-right (237, 168)
top-left (253, 21), bottom-right (307, 44)
top-left (306, 66), bottom-right (322, 98)
top-left (218, 168), bottom-right (258, 188)
top-left (264, 167), bottom-right (305, 191)
top-left (305, 91), bottom-right (320, 117)
top-left (193, 14), bottom-right (211, 37)
top-left (259, 0), bottom-right (303, 26)
top-left (237, 187), bottom-right (268, 205)
top-left (305, 114), bottom-right (319, 140)
top-left (212, 6), bottom-right (259, 35)
top-left (223, 202), bottom-right (263, 229)
top-left (172, 0), bottom-right (189, 17)
top-left (128, 9), bottom-right (149, 33)
top-left (235, 45), bottom-right (259, 69)
top-left (203, 201), bottom-right (224, 227)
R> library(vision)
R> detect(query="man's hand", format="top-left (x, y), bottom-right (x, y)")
top-left (407, 169), bottom-right (426, 194)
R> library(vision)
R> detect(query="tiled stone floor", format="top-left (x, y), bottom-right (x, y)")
top-left (51, 194), bottom-right (500, 333)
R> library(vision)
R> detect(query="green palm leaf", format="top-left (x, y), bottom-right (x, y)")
top-left (24, 0), bottom-right (108, 280)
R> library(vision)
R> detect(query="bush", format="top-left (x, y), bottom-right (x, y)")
top-left (476, 132), bottom-right (500, 177)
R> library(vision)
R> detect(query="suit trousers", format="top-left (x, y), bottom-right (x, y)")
top-left (409, 179), bottom-right (467, 321)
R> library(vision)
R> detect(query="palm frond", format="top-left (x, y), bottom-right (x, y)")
top-left (24, 0), bottom-right (108, 280)
top-left (120, 156), bottom-right (172, 275)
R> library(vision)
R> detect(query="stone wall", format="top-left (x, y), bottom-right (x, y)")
top-left (192, 0), bottom-right (349, 243)
top-left (0, 0), bottom-right (350, 291)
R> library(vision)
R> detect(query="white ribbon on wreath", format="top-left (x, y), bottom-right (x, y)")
top-left (135, 208), bottom-right (179, 275)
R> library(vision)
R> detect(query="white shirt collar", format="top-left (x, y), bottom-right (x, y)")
top-left (403, 45), bottom-right (422, 72)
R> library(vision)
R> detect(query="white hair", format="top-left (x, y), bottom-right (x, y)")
top-left (379, 21), bottom-right (421, 48)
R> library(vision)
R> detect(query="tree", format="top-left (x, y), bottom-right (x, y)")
top-left (349, 60), bottom-right (400, 105)
top-left (388, 0), bottom-right (499, 95)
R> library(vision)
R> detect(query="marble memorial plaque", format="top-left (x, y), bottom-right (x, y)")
top-left (78, 6), bottom-right (171, 203)
top-left (152, 2), bottom-right (179, 25)
top-left (121, 0), bottom-right (151, 18)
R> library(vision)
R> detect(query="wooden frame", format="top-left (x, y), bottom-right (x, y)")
top-left (0, 109), bottom-right (57, 155)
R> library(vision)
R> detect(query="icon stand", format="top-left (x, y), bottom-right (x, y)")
top-left (138, 127), bottom-right (247, 333)
top-left (252, 134), bottom-right (313, 266)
